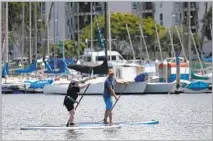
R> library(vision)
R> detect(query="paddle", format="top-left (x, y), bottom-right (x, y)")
top-left (111, 83), bottom-right (128, 111)
top-left (75, 84), bottom-right (90, 110)
top-left (66, 84), bottom-right (90, 127)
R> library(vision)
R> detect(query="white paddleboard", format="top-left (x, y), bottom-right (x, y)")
top-left (78, 120), bottom-right (159, 126)
top-left (21, 124), bottom-right (122, 130)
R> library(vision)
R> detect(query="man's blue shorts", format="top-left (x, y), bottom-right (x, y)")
top-left (103, 97), bottom-right (113, 110)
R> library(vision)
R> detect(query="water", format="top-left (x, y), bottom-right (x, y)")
top-left (2, 94), bottom-right (212, 140)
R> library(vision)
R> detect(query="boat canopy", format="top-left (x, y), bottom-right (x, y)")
top-left (15, 60), bottom-right (37, 74)
top-left (68, 58), bottom-right (108, 74)
top-left (44, 58), bottom-right (73, 74)
top-left (134, 72), bottom-right (148, 82)
top-left (2, 63), bottom-right (9, 78)
top-left (29, 80), bottom-right (54, 89)
top-left (187, 81), bottom-right (209, 90)
top-left (202, 57), bottom-right (212, 62)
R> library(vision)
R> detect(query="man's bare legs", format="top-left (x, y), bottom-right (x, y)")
top-left (104, 109), bottom-right (113, 124)
top-left (109, 110), bottom-right (112, 124)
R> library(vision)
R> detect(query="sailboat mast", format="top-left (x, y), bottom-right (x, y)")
top-left (187, 2), bottom-right (192, 81)
top-left (154, 23), bottom-right (163, 62)
top-left (190, 30), bottom-right (204, 74)
top-left (90, 2), bottom-right (93, 50)
top-left (104, 2), bottom-right (108, 58)
top-left (6, 2), bottom-right (8, 63)
top-left (21, 3), bottom-right (25, 66)
top-left (77, 3), bottom-right (80, 59)
top-left (62, 2), bottom-right (65, 59)
top-left (46, 2), bottom-right (50, 57)
top-left (139, 24), bottom-right (150, 62)
top-left (0, 2), bottom-right (2, 80)
top-left (53, 2), bottom-right (57, 70)
top-left (175, 25), bottom-right (187, 60)
top-left (107, 4), bottom-right (112, 61)
top-left (126, 23), bottom-right (135, 60)
top-left (34, 2), bottom-right (38, 61)
top-left (29, 2), bottom-right (32, 63)
top-left (168, 27), bottom-right (176, 57)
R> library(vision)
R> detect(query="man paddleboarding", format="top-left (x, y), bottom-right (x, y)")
top-left (103, 69), bottom-right (127, 124)
top-left (64, 80), bottom-right (89, 126)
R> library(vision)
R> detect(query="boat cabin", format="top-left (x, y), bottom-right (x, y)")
top-left (81, 50), bottom-right (127, 65)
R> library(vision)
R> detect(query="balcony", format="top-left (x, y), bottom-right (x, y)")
top-left (73, 12), bottom-right (101, 16)
top-left (141, 9), bottom-right (154, 13)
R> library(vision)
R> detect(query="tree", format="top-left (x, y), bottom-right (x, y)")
top-left (203, 6), bottom-right (212, 40)
top-left (81, 12), bottom-right (165, 58)
top-left (159, 26), bottom-right (183, 56)
top-left (7, 2), bottom-right (45, 60)
top-left (49, 40), bottom-right (86, 58)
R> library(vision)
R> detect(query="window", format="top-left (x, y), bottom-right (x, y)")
top-left (96, 56), bottom-right (105, 61)
top-left (145, 2), bottom-right (152, 10)
top-left (111, 56), bottom-right (116, 60)
top-left (84, 56), bottom-right (91, 62)
top-left (132, 2), bottom-right (137, 10)
top-left (160, 2), bottom-right (163, 8)
top-left (119, 56), bottom-right (124, 60)
top-left (41, 2), bottom-right (45, 13)
top-left (160, 13), bottom-right (163, 21)
top-left (160, 13), bottom-right (163, 25)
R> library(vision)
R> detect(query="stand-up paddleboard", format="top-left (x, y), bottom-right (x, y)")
top-left (118, 120), bottom-right (159, 125)
top-left (20, 120), bottom-right (159, 130)
top-left (21, 123), bottom-right (121, 130)
top-left (79, 120), bottom-right (159, 126)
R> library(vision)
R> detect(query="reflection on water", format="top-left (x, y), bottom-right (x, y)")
top-left (65, 130), bottom-right (81, 140)
top-left (2, 94), bottom-right (212, 140)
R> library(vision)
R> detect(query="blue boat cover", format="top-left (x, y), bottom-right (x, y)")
top-left (134, 73), bottom-right (148, 82)
top-left (44, 58), bottom-right (73, 74)
top-left (167, 74), bottom-right (189, 82)
top-left (15, 61), bottom-right (37, 74)
top-left (187, 81), bottom-right (209, 90)
top-left (202, 57), bottom-right (212, 62)
top-left (2, 63), bottom-right (9, 78)
top-left (29, 80), bottom-right (53, 89)
top-left (24, 80), bottom-right (35, 84)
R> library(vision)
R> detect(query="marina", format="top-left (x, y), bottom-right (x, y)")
top-left (1, 1), bottom-right (212, 140)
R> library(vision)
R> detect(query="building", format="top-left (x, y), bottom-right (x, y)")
top-left (132, 2), bottom-right (211, 35)
top-left (108, 2), bottom-right (132, 13)
top-left (45, 2), bottom-right (105, 43)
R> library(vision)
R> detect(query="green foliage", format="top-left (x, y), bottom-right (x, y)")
top-left (81, 12), bottom-right (165, 56)
top-left (8, 2), bottom-right (43, 31)
top-left (204, 6), bottom-right (212, 40)
top-left (50, 40), bottom-right (86, 58)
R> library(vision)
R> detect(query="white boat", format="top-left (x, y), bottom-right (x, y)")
top-left (43, 76), bottom-right (147, 95)
top-left (80, 49), bottom-right (127, 66)
top-left (43, 50), bottom-right (148, 95)
top-left (144, 82), bottom-right (174, 94)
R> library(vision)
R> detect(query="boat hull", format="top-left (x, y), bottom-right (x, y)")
top-left (182, 88), bottom-right (211, 94)
top-left (43, 79), bottom-right (147, 95)
top-left (144, 83), bottom-right (174, 94)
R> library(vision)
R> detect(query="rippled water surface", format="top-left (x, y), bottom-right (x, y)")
top-left (2, 94), bottom-right (212, 140)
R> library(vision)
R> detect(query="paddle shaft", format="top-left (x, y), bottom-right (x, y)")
top-left (75, 84), bottom-right (90, 110)
top-left (111, 84), bottom-right (128, 111)
top-left (66, 84), bottom-right (90, 127)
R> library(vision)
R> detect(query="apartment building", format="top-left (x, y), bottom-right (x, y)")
top-left (132, 2), bottom-right (211, 35)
